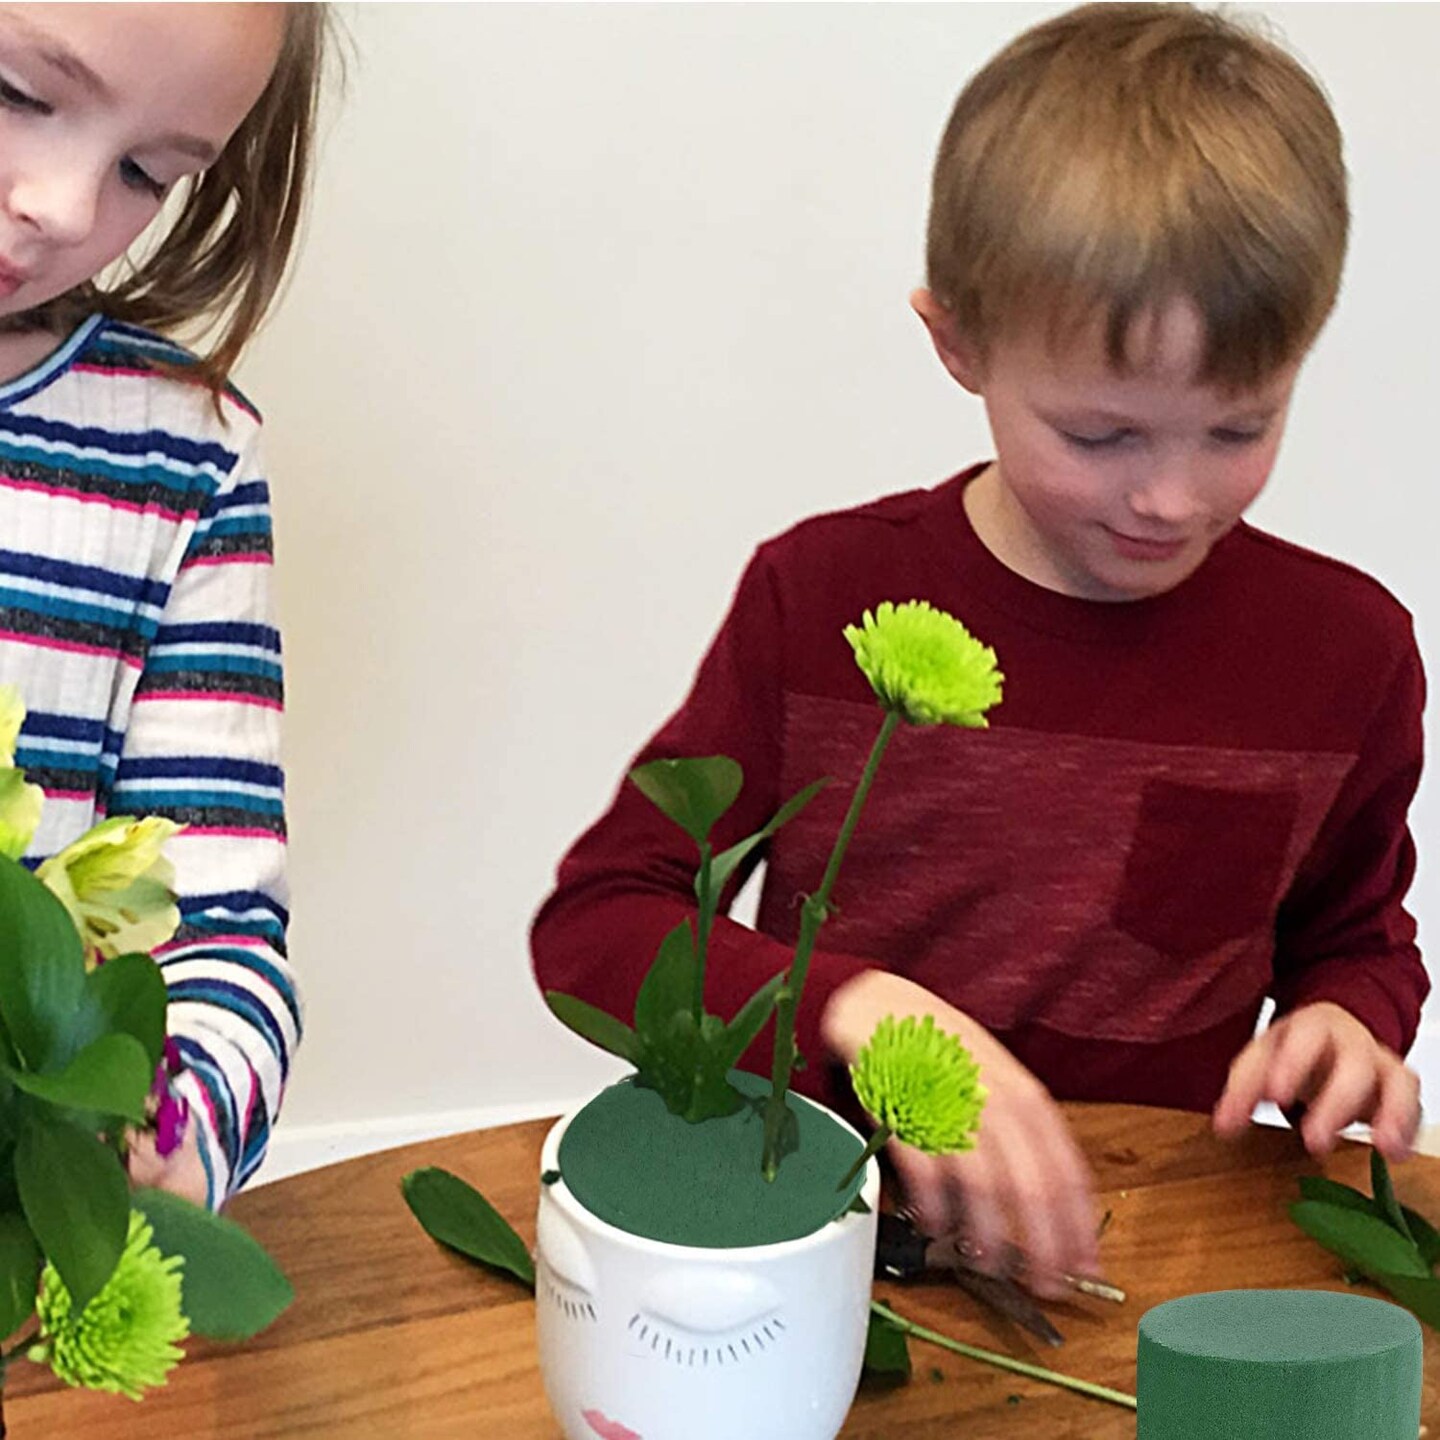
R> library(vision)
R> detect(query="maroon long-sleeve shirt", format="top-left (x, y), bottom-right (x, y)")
top-left (532, 467), bottom-right (1429, 1119)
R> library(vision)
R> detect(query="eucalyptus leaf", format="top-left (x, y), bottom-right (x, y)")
top-left (633, 920), bottom-right (698, 1041)
top-left (1371, 1149), bottom-right (1415, 1245)
top-left (1289, 1199), bottom-right (1431, 1281)
top-left (401, 1167), bottom-right (535, 1289)
top-left (0, 856), bottom-right (86, 1072)
top-left (6, 1032), bottom-right (152, 1124)
top-left (544, 992), bottom-right (637, 1064)
top-left (0, 1210), bottom-right (40, 1340)
top-left (629, 757), bottom-right (743, 844)
top-left (709, 777), bottom-right (831, 896)
top-left (1400, 1204), bottom-right (1440, 1269)
top-left (714, 971), bottom-right (786, 1073)
top-left (1365, 1270), bottom-right (1440, 1331)
top-left (133, 1186), bottom-right (293, 1340)
top-left (16, 1119), bottom-right (128, 1312)
top-left (1296, 1176), bottom-right (1375, 1215)
top-left (864, 1303), bottom-right (912, 1377)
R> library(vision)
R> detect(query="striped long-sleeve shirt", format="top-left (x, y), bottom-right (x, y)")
top-left (0, 313), bottom-right (297, 1206)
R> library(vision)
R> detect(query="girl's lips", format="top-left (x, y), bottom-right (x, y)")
top-left (0, 259), bottom-right (26, 298)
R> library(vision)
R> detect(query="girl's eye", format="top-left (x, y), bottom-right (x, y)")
top-left (1211, 428), bottom-right (1265, 446)
top-left (119, 157), bottom-right (166, 201)
top-left (0, 77), bottom-right (51, 115)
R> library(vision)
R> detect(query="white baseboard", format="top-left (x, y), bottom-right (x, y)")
top-left (250, 1023), bottom-right (1440, 1186)
top-left (248, 1094), bottom-right (595, 1189)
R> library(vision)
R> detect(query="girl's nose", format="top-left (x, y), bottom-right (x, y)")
top-left (6, 164), bottom-right (101, 246)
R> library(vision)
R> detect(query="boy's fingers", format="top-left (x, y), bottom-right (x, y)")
top-left (1300, 1052), bottom-right (1377, 1155)
top-left (1369, 1062), bottom-right (1422, 1159)
top-left (1213, 1037), bottom-right (1273, 1133)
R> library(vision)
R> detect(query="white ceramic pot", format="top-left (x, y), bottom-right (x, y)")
top-left (535, 1099), bottom-right (881, 1440)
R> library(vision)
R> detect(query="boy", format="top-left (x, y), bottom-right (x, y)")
top-left (531, 2), bottom-right (1428, 1298)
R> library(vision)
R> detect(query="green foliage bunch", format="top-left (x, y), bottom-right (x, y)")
top-left (0, 686), bottom-right (291, 1408)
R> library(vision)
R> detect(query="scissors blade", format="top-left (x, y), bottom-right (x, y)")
top-left (926, 1236), bottom-right (1066, 1347)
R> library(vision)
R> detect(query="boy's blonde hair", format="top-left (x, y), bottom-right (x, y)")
top-left (22, 4), bottom-right (333, 398)
top-left (926, 2), bottom-right (1347, 389)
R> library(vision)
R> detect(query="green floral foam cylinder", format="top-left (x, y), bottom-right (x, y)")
top-left (1137, 1289), bottom-right (1421, 1439)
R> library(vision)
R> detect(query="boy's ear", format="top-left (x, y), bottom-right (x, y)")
top-left (910, 288), bottom-right (985, 395)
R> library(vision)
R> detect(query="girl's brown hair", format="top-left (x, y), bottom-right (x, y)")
top-left (21, 3), bottom-right (333, 397)
top-left (926, 2), bottom-right (1347, 390)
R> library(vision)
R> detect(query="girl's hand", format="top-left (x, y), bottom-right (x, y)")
top-left (1212, 1000), bottom-right (1422, 1163)
top-left (127, 1122), bottom-right (210, 1207)
top-left (821, 969), bottom-right (1101, 1300)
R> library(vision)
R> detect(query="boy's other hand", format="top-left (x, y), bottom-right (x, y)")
top-left (1211, 1000), bottom-right (1422, 1163)
top-left (127, 1122), bottom-right (210, 1207)
top-left (821, 970), bottom-right (1101, 1301)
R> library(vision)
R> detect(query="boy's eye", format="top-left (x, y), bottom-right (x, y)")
top-left (119, 157), bottom-right (166, 201)
top-left (1210, 428), bottom-right (1265, 446)
top-left (1059, 428), bottom-right (1130, 450)
top-left (0, 77), bottom-right (51, 115)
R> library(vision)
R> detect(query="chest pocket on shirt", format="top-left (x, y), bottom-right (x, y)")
top-left (1112, 778), bottom-right (1300, 962)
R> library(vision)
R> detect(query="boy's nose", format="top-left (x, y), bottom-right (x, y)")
top-left (6, 166), bottom-right (101, 246)
top-left (1126, 461), bottom-right (1205, 527)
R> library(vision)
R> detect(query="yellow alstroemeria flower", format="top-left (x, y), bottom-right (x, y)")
top-left (37, 815), bottom-right (184, 968)
top-left (0, 683), bottom-right (45, 859)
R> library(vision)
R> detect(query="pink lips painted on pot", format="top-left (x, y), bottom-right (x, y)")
top-left (581, 1410), bottom-right (643, 1440)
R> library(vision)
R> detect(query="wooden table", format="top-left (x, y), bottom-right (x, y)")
top-left (8, 1103), bottom-right (1440, 1437)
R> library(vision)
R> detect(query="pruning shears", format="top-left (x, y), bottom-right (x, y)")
top-left (874, 1211), bottom-right (1126, 1348)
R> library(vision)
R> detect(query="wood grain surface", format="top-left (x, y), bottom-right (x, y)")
top-left (7, 1104), bottom-right (1438, 1438)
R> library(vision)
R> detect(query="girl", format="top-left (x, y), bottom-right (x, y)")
top-left (0, 4), bottom-right (331, 1207)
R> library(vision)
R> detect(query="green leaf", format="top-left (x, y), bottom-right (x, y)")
top-left (132, 1187), bottom-right (293, 1340)
top-left (1364, 1270), bottom-right (1440, 1331)
top-left (629, 757), bottom-right (743, 844)
top-left (0, 856), bottom-right (86, 1072)
top-left (864, 1303), bottom-right (912, 1377)
top-left (16, 1119), bottom-right (128, 1312)
top-left (709, 777), bottom-right (831, 895)
top-left (0, 1210), bottom-right (40, 1340)
top-left (1297, 1175), bottom-right (1376, 1215)
top-left (77, 953), bottom-right (169, 1068)
top-left (714, 971), bottom-right (785, 1073)
top-left (1290, 1199), bottom-right (1431, 1281)
top-left (544, 993), bottom-right (637, 1063)
top-left (633, 920), bottom-right (697, 1040)
top-left (400, 1168), bottom-right (535, 1290)
top-left (1371, 1149), bottom-right (1415, 1245)
top-left (6, 1033), bottom-right (152, 1124)
top-left (1400, 1204), bottom-right (1440, 1269)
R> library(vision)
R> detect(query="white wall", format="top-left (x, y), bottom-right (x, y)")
top-left (236, 3), bottom-right (1440, 1179)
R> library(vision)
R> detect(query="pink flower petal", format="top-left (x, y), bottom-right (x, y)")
top-left (581, 1409), bottom-right (642, 1440)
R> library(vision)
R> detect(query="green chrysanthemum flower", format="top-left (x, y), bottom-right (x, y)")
top-left (851, 1014), bottom-right (986, 1155)
top-left (843, 601), bottom-right (1003, 727)
top-left (29, 1211), bottom-right (190, 1401)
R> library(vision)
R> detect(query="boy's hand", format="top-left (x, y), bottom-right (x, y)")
top-left (126, 1122), bottom-right (210, 1207)
top-left (821, 970), bottom-right (1101, 1300)
top-left (1212, 1000), bottom-right (1422, 1163)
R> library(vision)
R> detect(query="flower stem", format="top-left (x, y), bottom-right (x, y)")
top-left (870, 1301), bottom-right (1138, 1410)
top-left (837, 1124), bottom-right (891, 1192)
top-left (761, 709), bottom-right (902, 1179)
